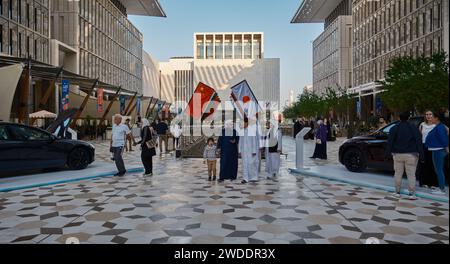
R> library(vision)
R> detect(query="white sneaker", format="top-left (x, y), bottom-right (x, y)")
top-left (408, 193), bottom-right (418, 200)
top-left (391, 192), bottom-right (401, 199)
top-left (431, 189), bottom-right (447, 195)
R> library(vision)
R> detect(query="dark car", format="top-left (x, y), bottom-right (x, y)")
top-left (339, 117), bottom-right (439, 172)
top-left (0, 122), bottom-right (95, 172)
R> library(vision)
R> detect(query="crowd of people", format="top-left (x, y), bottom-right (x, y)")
top-left (386, 111), bottom-right (449, 199)
top-left (109, 114), bottom-right (284, 184)
top-left (108, 110), bottom-right (448, 197)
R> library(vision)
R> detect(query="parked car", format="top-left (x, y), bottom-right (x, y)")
top-left (0, 122), bottom-right (95, 172)
top-left (339, 117), bottom-right (449, 175)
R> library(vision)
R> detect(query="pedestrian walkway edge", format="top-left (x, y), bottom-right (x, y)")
top-left (0, 167), bottom-right (145, 193)
top-left (288, 168), bottom-right (449, 203)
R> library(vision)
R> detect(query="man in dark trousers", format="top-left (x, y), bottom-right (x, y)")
top-left (385, 112), bottom-right (424, 200)
top-left (156, 119), bottom-right (169, 155)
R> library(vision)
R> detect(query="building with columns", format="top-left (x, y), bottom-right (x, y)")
top-left (160, 32), bottom-right (280, 109)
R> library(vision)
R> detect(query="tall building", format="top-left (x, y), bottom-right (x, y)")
top-left (292, 0), bottom-right (353, 95)
top-left (160, 32), bottom-right (280, 108)
top-left (0, 0), bottom-right (50, 63)
top-left (51, 0), bottom-right (166, 94)
top-left (350, 0), bottom-right (449, 118)
top-left (1, 0), bottom-right (166, 122)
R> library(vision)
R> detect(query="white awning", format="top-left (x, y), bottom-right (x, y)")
top-left (29, 110), bottom-right (57, 119)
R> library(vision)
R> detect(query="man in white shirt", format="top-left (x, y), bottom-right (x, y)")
top-left (111, 114), bottom-right (131, 176)
top-left (239, 117), bottom-right (260, 183)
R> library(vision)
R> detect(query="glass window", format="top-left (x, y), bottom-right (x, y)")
top-left (205, 37), bottom-right (213, 59)
top-left (0, 125), bottom-right (9, 140)
top-left (9, 125), bottom-right (51, 141)
top-left (234, 35), bottom-right (242, 59)
top-left (224, 35), bottom-right (232, 59)
top-left (215, 35), bottom-right (223, 59)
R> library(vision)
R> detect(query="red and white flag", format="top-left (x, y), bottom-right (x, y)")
top-left (230, 80), bottom-right (262, 120)
top-left (185, 82), bottom-right (221, 120)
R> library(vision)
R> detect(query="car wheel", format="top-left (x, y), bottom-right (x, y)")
top-left (67, 148), bottom-right (90, 170)
top-left (343, 148), bottom-right (367, 172)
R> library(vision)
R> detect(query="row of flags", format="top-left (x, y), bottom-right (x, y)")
top-left (185, 80), bottom-right (261, 121)
top-left (60, 78), bottom-right (259, 121)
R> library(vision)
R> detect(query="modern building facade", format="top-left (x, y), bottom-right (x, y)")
top-left (50, 0), bottom-right (165, 94)
top-left (1, 0), bottom-right (166, 123)
top-left (292, 0), bottom-right (353, 96)
top-left (292, 0), bottom-right (449, 119)
top-left (350, 0), bottom-right (449, 112)
top-left (160, 32), bottom-right (280, 109)
top-left (0, 0), bottom-right (50, 63)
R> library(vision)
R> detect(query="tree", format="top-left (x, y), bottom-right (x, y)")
top-left (377, 52), bottom-right (449, 113)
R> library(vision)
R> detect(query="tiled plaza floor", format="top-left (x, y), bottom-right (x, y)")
top-left (0, 138), bottom-right (448, 244)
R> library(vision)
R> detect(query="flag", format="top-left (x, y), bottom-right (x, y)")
top-left (61, 80), bottom-right (70, 111)
top-left (202, 92), bottom-right (221, 121)
top-left (186, 82), bottom-right (220, 120)
top-left (230, 80), bottom-right (262, 120)
top-left (119, 95), bottom-right (126, 115)
top-left (97, 88), bottom-right (104, 113)
top-left (136, 97), bottom-right (141, 115)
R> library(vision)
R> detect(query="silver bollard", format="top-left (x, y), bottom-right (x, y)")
top-left (295, 127), bottom-right (311, 170)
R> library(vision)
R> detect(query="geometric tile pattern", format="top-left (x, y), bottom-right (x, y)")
top-left (0, 139), bottom-right (448, 244)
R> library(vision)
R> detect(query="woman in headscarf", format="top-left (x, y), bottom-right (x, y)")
top-left (265, 119), bottom-right (283, 178)
top-left (217, 120), bottom-right (240, 182)
top-left (310, 118), bottom-right (328, 160)
top-left (136, 118), bottom-right (157, 176)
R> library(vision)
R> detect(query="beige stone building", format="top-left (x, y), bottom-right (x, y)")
top-left (160, 33), bottom-right (281, 109)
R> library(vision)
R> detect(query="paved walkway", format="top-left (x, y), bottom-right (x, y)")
top-left (0, 138), bottom-right (448, 244)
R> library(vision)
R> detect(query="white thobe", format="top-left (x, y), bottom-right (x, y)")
top-left (239, 125), bottom-right (260, 182)
top-left (265, 128), bottom-right (282, 176)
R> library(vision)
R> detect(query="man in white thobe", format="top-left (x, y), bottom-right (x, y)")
top-left (239, 118), bottom-right (260, 184)
top-left (265, 121), bottom-right (283, 178)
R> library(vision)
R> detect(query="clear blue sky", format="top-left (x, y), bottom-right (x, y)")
top-left (129, 0), bottom-right (324, 106)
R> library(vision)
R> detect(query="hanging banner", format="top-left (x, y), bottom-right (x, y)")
top-left (61, 80), bottom-right (70, 111)
top-left (376, 97), bottom-right (382, 115)
top-left (356, 98), bottom-right (361, 119)
top-left (119, 95), bottom-right (126, 115)
top-left (136, 97), bottom-right (141, 115)
top-left (97, 88), bottom-right (104, 113)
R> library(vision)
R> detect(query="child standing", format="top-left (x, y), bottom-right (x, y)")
top-left (203, 137), bottom-right (218, 181)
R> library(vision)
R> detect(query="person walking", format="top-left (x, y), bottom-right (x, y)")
top-left (217, 120), bottom-right (239, 182)
top-left (265, 119), bottom-right (283, 178)
top-left (417, 111), bottom-right (439, 189)
top-left (135, 118), bottom-right (157, 176)
top-left (308, 118), bottom-right (315, 140)
top-left (385, 112), bottom-right (424, 200)
top-left (293, 118), bottom-right (302, 138)
top-left (425, 112), bottom-right (449, 195)
top-left (156, 119), bottom-right (169, 156)
top-left (203, 137), bottom-right (218, 181)
top-left (110, 114), bottom-right (132, 177)
top-left (170, 122), bottom-right (182, 150)
top-left (124, 118), bottom-right (134, 152)
top-left (310, 118), bottom-right (328, 160)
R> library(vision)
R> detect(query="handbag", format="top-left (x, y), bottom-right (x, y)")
top-left (144, 127), bottom-right (158, 149)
